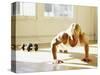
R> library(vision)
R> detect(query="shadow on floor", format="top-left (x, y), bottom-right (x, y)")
top-left (11, 52), bottom-right (97, 73)
top-left (11, 46), bottom-right (97, 73)
top-left (13, 61), bottom-right (91, 73)
top-left (63, 52), bottom-right (97, 67)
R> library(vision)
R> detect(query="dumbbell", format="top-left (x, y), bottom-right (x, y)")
top-left (27, 43), bottom-right (33, 52)
top-left (21, 44), bottom-right (27, 51)
top-left (34, 43), bottom-right (38, 51)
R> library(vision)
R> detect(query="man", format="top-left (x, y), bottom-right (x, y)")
top-left (51, 23), bottom-right (91, 64)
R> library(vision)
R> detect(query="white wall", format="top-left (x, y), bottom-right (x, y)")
top-left (75, 6), bottom-right (97, 40)
top-left (12, 3), bottom-right (97, 44)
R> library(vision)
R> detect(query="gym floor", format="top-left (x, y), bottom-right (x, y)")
top-left (11, 44), bottom-right (97, 73)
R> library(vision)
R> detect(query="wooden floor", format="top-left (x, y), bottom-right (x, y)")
top-left (11, 44), bottom-right (97, 73)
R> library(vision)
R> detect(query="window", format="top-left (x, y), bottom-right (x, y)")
top-left (11, 2), bottom-right (20, 16)
top-left (11, 2), bottom-right (36, 16)
top-left (44, 4), bottom-right (73, 17)
top-left (44, 4), bottom-right (54, 16)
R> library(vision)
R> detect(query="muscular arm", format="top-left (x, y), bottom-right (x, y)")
top-left (51, 39), bottom-right (64, 64)
top-left (52, 39), bottom-right (61, 59)
top-left (52, 33), bottom-right (68, 59)
top-left (79, 33), bottom-right (91, 62)
top-left (51, 33), bottom-right (69, 64)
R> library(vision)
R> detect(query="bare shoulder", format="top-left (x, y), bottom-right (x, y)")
top-left (62, 33), bottom-right (68, 39)
top-left (80, 32), bottom-right (85, 37)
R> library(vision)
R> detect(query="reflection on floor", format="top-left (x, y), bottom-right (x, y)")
top-left (11, 44), bottom-right (97, 73)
